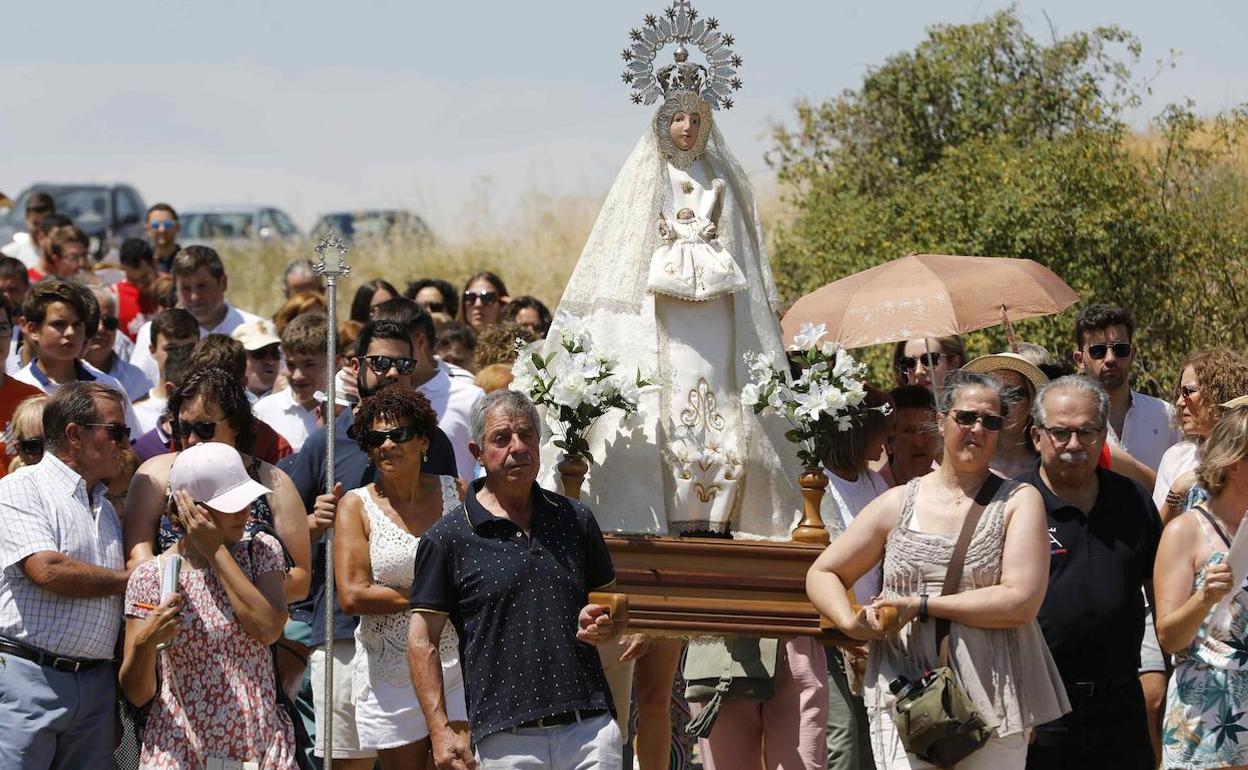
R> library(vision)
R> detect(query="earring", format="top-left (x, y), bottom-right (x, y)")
top-left (423, 452), bottom-right (429, 462)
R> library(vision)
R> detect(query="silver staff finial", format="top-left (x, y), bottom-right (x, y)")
top-left (313, 229), bottom-right (352, 277)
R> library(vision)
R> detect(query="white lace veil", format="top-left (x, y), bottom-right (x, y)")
top-left (546, 115), bottom-right (802, 540)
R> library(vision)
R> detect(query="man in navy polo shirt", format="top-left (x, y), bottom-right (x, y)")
top-left (1022, 376), bottom-right (1161, 770)
top-left (409, 390), bottom-right (621, 770)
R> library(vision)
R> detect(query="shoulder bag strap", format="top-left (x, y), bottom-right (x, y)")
top-left (935, 474), bottom-right (1005, 666)
top-left (1193, 504), bottom-right (1233, 549)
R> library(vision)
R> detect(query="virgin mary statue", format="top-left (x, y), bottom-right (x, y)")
top-left (549, 0), bottom-right (802, 540)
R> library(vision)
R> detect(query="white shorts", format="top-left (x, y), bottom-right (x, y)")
top-left (355, 664), bottom-right (468, 752)
top-left (1140, 593), bottom-right (1167, 674)
top-left (869, 708), bottom-right (1027, 770)
top-left (310, 640), bottom-right (376, 759)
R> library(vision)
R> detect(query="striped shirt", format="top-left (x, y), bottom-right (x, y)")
top-left (0, 453), bottom-right (124, 660)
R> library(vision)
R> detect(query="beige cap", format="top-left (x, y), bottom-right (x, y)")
top-left (230, 319), bottom-right (281, 351)
top-left (963, 352), bottom-right (1049, 395)
top-left (1221, 395), bottom-right (1248, 409)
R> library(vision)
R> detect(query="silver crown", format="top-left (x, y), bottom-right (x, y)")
top-left (621, 0), bottom-right (743, 110)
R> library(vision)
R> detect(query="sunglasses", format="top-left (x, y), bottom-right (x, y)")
top-left (363, 355), bottom-right (416, 375)
top-left (949, 409), bottom-right (1004, 432)
top-left (463, 290), bottom-right (499, 307)
top-left (421, 301), bottom-right (446, 313)
top-left (172, 419), bottom-right (219, 441)
top-left (149, 220), bottom-right (177, 231)
top-left (1039, 424), bottom-right (1104, 444)
top-left (360, 425), bottom-right (420, 448)
top-left (1179, 384), bottom-right (1200, 400)
top-left (1085, 342), bottom-right (1132, 360)
top-left (247, 344), bottom-right (282, 361)
top-left (897, 352), bottom-right (941, 373)
top-left (85, 422), bottom-right (131, 443)
top-left (16, 437), bottom-right (44, 456)
top-left (97, 316), bottom-right (119, 333)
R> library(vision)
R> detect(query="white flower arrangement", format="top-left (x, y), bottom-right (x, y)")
top-left (742, 322), bottom-right (889, 468)
top-left (510, 321), bottom-right (650, 464)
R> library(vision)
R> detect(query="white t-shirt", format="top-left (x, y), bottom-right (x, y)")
top-left (1152, 440), bottom-right (1200, 510)
top-left (102, 355), bottom-right (153, 403)
top-left (253, 386), bottom-right (318, 453)
top-left (1107, 390), bottom-right (1183, 473)
top-left (132, 395), bottom-right (167, 436)
top-left (418, 363), bottom-right (484, 481)
top-left (0, 232), bottom-right (40, 270)
top-left (128, 302), bottom-right (263, 384)
top-left (821, 467), bottom-right (888, 603)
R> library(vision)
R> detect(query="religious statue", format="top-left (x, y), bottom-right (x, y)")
top-left (548, 0), bottom-right (801, 540)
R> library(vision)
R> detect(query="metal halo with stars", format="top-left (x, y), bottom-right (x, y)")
top-left (620, 0), bottom-right (743, 110)
top-left (313, 229), bottom-right (351, 277)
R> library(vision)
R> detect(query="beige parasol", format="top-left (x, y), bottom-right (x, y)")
top-left (780, 253), bottom-right (1079, 349)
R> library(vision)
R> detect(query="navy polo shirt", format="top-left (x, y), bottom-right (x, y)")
top-left (282, 407), bottom-right (457, 646)
top-left (410, 478), bottom-right (616, 742)
top-left (1022, 466), bottom-right (1162, 681)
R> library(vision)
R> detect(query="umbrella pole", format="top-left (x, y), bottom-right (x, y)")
top-left (924, 337), bottom-right (941, 409)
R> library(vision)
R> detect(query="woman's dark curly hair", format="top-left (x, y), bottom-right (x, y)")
top-left (165, 366), bottom-right (257, 454)
top-left (352, 385), bottom-right (438, 454)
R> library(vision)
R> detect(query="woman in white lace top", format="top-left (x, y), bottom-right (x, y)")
top-left (334, 386), bottom-right (466, 768)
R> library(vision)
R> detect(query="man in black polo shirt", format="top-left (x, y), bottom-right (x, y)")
top-left (1022, 376), bottom-right (1161, 770)
top-left (409, 390), bottom-right (621, 770)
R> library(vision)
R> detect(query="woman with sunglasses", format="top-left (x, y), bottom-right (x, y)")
top-left (333, 385), bottom-right (468, 769)
top-left (807, 370), bottom-right (1068, 769)
top-left (1154, 349), bottom-right (1248, 524)
top-left (963, 353), bottom-right (1049, 479)
top-left (123, 366), bottom-right (312, 605)
top-left (460, 271), bottom-right (509, 333)
top-left (892, 336), bottom-right (967, 391)
top-left (6, 393), bottom-right (48, 472)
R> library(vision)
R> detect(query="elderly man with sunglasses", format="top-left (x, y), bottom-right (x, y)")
top-left (1020, 376), bottom-right (1161, 770)
top-left (0, 382), bottom-right (133, 769)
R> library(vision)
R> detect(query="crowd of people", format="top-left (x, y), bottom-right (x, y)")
top-left (0, 188), bottom-right (1246, 770)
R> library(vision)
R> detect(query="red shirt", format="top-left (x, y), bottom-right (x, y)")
top-left (0, 376), bottom-right (46, 479)
top-left (27, 268), bottom-right (43, 283)
top-left (116, 280), bottom-right (156, 342)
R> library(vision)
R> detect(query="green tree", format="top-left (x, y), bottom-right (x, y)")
top-left (769, 8), bottom-right (1248, 393)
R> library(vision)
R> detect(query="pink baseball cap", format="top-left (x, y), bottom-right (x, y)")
top-left (170, 443), bottom-right (272, 513)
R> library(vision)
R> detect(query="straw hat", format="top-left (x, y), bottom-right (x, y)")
top-left (962, 352), bottom-right (1049, 395)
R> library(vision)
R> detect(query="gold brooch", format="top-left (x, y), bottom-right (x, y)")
top-left (681, 180), bottom-right (694, 195)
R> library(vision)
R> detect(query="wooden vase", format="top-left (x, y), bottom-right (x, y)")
top-left (558, 454), bottom-right (590, 501)
top-left (791, 465), bottom-right (830, 546)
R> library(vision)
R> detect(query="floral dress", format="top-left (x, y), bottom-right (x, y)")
top-left (1163, 512), bottom-right (1248, 769)
top-left (125, 533), bottom-right (298, 769)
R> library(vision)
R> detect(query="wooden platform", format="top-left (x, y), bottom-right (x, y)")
top-left (589, 534), bottom-right (840, 639)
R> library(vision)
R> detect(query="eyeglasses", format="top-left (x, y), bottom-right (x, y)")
top-left (360, 425), bottom-right (420, 448)
top-left (85, 422), bottom-right (131, 443)
top-left (896, 352), bottom-right (941, 373)
top-left (1085, 342), bottom-right (1132, 360)
top-left (148, 220), bottom-right (177, 231)
top-left (1039, 424), bottom-right (1104, 444)
top-left (16, 437), bottom-right (44, 456)
top-left (247, 344), bottom-right (282, 361)
top-left (1179, 384), bottom-right (1200, 400)
top-left (949, 410), bottom-right (1004, 432)
top-left (363, 355), bottom-right (416, 375)
top-left (463, 290), bottom-right (499, 307)
top-left (172, 419), bottom-right (220, 441)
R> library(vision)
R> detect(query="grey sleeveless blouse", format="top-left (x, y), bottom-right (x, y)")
top-left (864, 478), bottom-right (1071, 736)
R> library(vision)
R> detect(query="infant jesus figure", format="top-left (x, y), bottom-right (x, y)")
top-left (647, 180), bottom-right (747, 301)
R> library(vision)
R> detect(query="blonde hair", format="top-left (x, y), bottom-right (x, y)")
top-left (10, 394), bottom-right (47, 443)
top-left (1196, 405), bottom-right (1248, 496)
top-left (474, 363), bottom-right (514, 394)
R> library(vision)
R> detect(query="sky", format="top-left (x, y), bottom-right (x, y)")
top-left (3, 0), bottom-right (1247, 236)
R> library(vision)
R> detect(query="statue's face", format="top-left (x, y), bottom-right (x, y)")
top-left (670, 111), bottom-right (702, 152)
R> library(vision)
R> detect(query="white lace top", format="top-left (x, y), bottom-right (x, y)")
top-left (352, 478), bottom-right (461, 696)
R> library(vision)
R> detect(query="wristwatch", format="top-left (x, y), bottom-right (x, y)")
top-left (919, 593), bottom-right (929, 623)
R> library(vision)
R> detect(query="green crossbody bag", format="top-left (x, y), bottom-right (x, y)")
top-left (889, 475), bottom-right (1001, 766)
top-left (682, 636), bottom-right (779, 738)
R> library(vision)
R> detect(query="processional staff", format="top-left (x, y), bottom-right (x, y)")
top-left (312, 230), bottom-right (350, 768)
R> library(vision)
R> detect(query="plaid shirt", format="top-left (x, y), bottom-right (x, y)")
top-left (0, 453), bottom-right (124, 660)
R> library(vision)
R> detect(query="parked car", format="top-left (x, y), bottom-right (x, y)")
top-left (309, 209), bottom-right (430, 245)
top-left (0, 183), bottom-right (146, 260)
top-left (180, 205), bottom-right (300, 243)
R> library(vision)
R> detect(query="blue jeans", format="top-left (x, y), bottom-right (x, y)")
top-left (476, 713), bottom-right (622, 770)
top-left (0, 654), bottom-right (116, 770)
